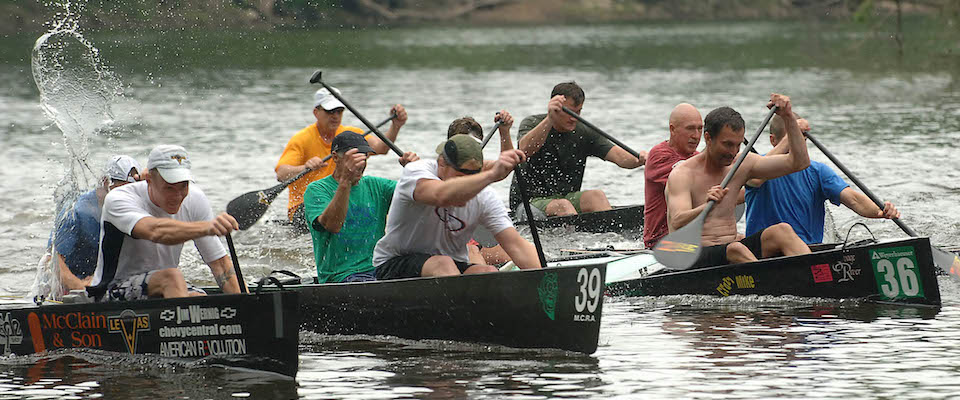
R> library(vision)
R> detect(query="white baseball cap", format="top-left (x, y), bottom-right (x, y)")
top-left (314, 87), bottom-right (345, 111)
top-left (104, 155), bottom-right (142, 183)
top-left (147, 145), bottom-right (192, 184)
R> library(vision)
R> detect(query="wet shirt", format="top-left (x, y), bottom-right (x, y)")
top-left (373, 159), bottom-right (514, 265)
top-left (275, 123), bottom-right (365, 218)
top-left (745, 160), bottom-right (849, 244)
top-left (643, 141), bottom-right (698, 248)
top-left (508, 114), bottom-right (614, 209)
top-left (91, 181), bottom-right (227, 286)
top-left (50, 190), bottom-right (101, 278)
top-left (304, 175), bottom-right (396, 283)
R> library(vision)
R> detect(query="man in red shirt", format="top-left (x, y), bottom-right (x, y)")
top-left (643, 103), bottom-right (702, 248)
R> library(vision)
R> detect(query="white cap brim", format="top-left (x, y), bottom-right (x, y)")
top-left (317, 97), bottom-right (345, 111)
top-left (157, 167), bottom-right (192, 184)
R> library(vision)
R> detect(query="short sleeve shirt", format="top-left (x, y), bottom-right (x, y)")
top-left (744, 160), bottom-right (849, 244)
top-left (304, 175), bottom-right (397, 283)
top-left (50, 190), bottom-right (101, 278)
top-left (508, 114), bottom-right (615, 209)
top-left (90, 181), bottom-right (228, 286)
top-left (643, 141), bottom-right (698, 248)
top-left (275, 123), bottom-right (364, 217)
top-left (373, 159), bottom-right (514, 265)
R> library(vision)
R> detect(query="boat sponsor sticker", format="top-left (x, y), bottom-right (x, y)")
top-left (160, 338), bottom-right (247, 357)
top-left (811, 264), bottom-right (833, 283)
top-left (36, 311), bottom-right (109, 350)
top-left (870, 246), bottom-right (925, 299)
top-left (108, 310), bottom-right (151, 354)
top-left (832, 254), bottom-right (861, 283)
top-left (716, 275), bottom-right (755, 296)
top-left (573, 268), bottom-right (601, 322)
top-left (538, 272), bottom-right (558, 320)
top-left (0, 312), bottom-right (23, 354)
top-left (159, 305), bottom-right (237, 325)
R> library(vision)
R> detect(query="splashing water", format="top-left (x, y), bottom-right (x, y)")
top-left (29, 0), bottom-right (126, 300)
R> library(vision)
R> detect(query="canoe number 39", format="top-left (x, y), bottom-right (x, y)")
top-left (870, 247), bottom-right (924, 299)
top-left (575, 268), bottom-right (602, 314)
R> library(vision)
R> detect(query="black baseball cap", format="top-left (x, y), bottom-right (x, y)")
top-left (331, 132), bottom-right (375, 154)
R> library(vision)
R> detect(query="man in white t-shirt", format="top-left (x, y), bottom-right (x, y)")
top-left (88, 145), bottom-right (242, 302)
top-left (373, 135), bottom-right (541, 279)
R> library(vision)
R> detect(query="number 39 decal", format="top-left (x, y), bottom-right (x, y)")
top-left (575, 268), bottom-right (602, 313)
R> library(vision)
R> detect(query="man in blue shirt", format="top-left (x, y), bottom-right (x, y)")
top-left (49, 155), bottom-right (141, 291)
top-left (745, 116), bottom-right (900, 244)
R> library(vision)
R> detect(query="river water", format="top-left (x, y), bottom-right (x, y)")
top-left (1, 18), bottom-right (959, 398)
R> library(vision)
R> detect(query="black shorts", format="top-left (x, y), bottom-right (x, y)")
top-left (691, 228), bottom-right (766, 269)
top-left (375, 253), bottom-right (474, 280)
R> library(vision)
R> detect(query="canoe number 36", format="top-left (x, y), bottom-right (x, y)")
top-left (871, 247), bottom-right (924, 299)
top-left (575, 268), bottom-right (602, 314)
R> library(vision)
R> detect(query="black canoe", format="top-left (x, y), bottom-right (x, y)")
top-left (236, 264), bottom-right (607, 354)
top-left (550, 237), bottom-right (941, 306)
top-left (513, 204), bottom-right (644, 234)
top-left (0, 291), bottom-right (300, 378)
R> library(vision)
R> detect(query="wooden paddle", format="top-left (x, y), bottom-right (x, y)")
top-left (310, 70), bottom-right (404, 157)
top-left (561, 106), bottom-right (642, 160)
top-left (653, 106), bottom-right (779, 270)
top-left (804, 131), bottom-right (960, 278)
top-left (225, 113), bottom-right (397, 230)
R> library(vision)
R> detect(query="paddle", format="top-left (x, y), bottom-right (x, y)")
top-left (653, 106), bottom-right (779, 270)
top-left (225, 233), bottom-right (248, 293)
top-left (561, 106), bottom-right (642, 160)
top-left (803, 132), bottom-right (960, 278)
top-left (514, 164), bottom-right (549, 269)
top-left (480, 120), bottom-right (503, 149)
top-left (225, 113), bottom-right (398, 230)
top-left (310, 70), bottom-right (404, 157)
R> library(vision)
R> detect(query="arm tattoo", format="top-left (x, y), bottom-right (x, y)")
top-left (214, 270), bottom-right (236, 289)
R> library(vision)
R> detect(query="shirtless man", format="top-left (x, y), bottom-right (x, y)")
top-left (665, 94), bottom-right (811, 268)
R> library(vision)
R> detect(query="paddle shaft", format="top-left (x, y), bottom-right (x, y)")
top-left (804, 132), bottom-right (918, 236)
top-left (514, 165), bottom-right (549, 269)
top-left (310, 71), bottom-right (404, 156)
top-left (225, 233), bottom-right (248, 293)
top-left (561, 106), bottom-right (641, 159)
top-left (320, 113), bottom-right (399, 163)
top-left (480, 121), bottom-right (502, 149)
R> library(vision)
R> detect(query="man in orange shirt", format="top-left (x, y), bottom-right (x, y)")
top-left (276, 87), bottom-right (407, 230)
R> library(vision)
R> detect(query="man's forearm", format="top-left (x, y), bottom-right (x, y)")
top-left (318, 184), bottom-right (352, 233)
top-left (517, 118), bottom-right (551, 156)
top-left (782, 112), bottom-right (810, 171)
top-left (210, 256), bottom-right (241, 294)
top-left (139, 218), bottom-right (211, 245)
top-left (276, 164), bottom-right (306, 182)
top-left (431, 172), bottom-right (497, 206)
top-left (669, 203), bottom-right (707, 231)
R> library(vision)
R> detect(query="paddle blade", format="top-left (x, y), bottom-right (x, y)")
top-left (226, 186), bottom-right (282, 230)
top-left (653, 214), bottom-right (705, 270)
top-left (932, 245), bottom-right (960, 279)
top-left (735, 202), bottom-right (746, 222)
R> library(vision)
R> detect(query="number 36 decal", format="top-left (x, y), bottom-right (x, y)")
top-left (575, 268), bottom-right (602, 313)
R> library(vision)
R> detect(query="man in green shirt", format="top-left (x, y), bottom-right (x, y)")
top-left (510, 81), bottom-right (647, 217)
top-left (303, 132), bottom-right (418, 283)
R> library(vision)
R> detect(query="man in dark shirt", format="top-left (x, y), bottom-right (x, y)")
top-left (509, 81), bottom-right (646, 216)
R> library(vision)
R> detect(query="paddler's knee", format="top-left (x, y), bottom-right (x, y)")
top-left (579, 190), bottom-right (611, 212)
top-left (726, 242), bottom-right (757, 265)
top-left (546, 199), bottom-right (577, 216)
top-left (422, 255), bottom-right (461, 277)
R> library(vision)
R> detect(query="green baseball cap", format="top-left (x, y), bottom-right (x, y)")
top-left (436, 134), bottom-right (484, 174)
